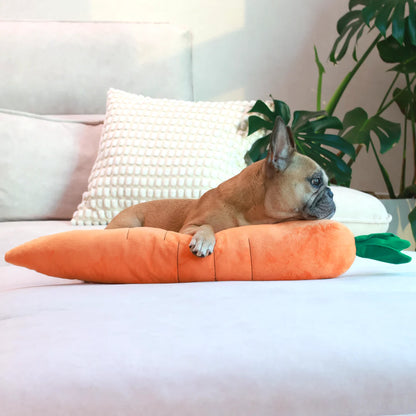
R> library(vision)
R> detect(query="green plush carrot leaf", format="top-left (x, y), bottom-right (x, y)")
top-left (355, 233), bottom-right (412, 264)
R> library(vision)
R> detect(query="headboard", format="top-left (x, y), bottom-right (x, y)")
top-left (0, 21), bottom-right (193, 114)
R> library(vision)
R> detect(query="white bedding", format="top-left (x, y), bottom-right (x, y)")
top-left (1, 17), bottom-right (415, 416)
top-left (1, 221), bottom-right (416, 416)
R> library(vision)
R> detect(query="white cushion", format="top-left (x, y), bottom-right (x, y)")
top-left (72, 89), bottom-right (254, 225)
top-left (0, 109), bottom-right (103, 221)
top-left (331, 186), bottom-right (392, 235)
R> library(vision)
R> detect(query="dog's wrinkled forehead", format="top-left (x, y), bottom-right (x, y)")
top-left (290, 153), bottom-right (327, 182)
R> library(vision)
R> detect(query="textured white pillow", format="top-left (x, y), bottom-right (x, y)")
top-left (72, 89), bottom-right (254, 225)
top-left (331, 186), bottom-right (392, 235)
top-left (0, 110), bottom-right (103, 221)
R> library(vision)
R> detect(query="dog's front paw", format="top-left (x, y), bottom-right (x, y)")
top-left (189, 233), bottom-right (216, 257)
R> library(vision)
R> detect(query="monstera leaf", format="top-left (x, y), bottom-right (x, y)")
top-left (341, 107), bottom-right (401, 197)
top-left (330, 0), bottom-right (416, 63)
top-left (244, 99), bottom-right (289, 163)
top-left (245, 99), bottom-right (355, 186)
top-left (330, 8), bottom-right (366, 62)
top-left (377, 17), bottom-right (416, 73)
top-left (393, 86), bottom-right (416, 118)
top-left (341, 107), bottom-right (401, 152)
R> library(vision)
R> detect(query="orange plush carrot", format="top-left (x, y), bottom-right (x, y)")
top-left (5, 220), bottom-right (356, 283)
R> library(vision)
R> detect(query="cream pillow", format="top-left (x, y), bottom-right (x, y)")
top-left (0, 110), bottom-right (103, 221)
top-left (331, 186), bottom-right (392, 235)
top-left (72, 89), bottom-right (254, 225)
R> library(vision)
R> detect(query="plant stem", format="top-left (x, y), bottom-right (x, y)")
top-left (377, 74), bottom-right (416, 116)
top-left (405, 73), bottom-right (416, 184)
top-left (378, 72), bottom-right (399, 113)
top-left (400, 113), bottom-right (408, 194)
top-left (314, 46), bottom-right (325, 111)
top-left (325, 34), bottom-right (382, 116)
top-left (317, 73), bottom-right (323, 111)
top-left (347, 144), bottom-right (363, 167)
top-left (370, 139), bottom-right (396, 198)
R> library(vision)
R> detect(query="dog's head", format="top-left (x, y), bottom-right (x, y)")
top-left (263, 117), bottom-right (336, 221)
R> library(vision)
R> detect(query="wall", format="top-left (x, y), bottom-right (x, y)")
top-left (0, 0), bottom-right (412, 194)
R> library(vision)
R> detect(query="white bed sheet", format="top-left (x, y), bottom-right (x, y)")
top-left (1, 221), bottom-right (416, 416)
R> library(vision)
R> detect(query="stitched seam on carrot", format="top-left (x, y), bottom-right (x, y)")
top-left (248, 238), bottom-right (253, 280)
top-left (176, 242), bottom-right (180, 283)
top-left (213, 250), bottom-right (217, 281)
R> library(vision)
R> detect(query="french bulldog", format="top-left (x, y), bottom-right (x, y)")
top-left (106, 117), bottom-right (336, 257)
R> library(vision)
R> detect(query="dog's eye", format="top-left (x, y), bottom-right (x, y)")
top-left (310, 177), bottom-right (321, 188)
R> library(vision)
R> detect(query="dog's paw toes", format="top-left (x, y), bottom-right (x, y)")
top-left (189, 237), bottom-right (214, 257)
top-left (194, 249), bottom-right (213, 258)
top-left (190, 248), bottom-right (201, 257)
top-left (191, 248), bottom-right (211, 257)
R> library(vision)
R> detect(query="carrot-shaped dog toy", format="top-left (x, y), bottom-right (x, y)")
top-left (4, 220), bottom-right (411, 284)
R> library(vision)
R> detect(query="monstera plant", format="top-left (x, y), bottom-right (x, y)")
top-left (246, 0), bottom-right (416, 242)
top-left (244, 99), bottom-right (355, 186)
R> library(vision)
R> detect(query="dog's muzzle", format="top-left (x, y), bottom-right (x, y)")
top-left (304, 187), bottom-right (336, 220)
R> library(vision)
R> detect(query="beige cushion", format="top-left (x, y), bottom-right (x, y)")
top-left (0, 110), bottom-right (103, 221)
top-left (0, 22), bottom-right (193, 114)
top-left (331, 186), bottom-right (392, 235)
top-left (72, 89), bottom-right (255, 225)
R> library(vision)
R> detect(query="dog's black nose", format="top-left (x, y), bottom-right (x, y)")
top-left (326, 187), bottom-right (334, 198)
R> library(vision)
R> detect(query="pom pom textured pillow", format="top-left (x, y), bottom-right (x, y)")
top-left (5, 220), bottom-right (356, 283)
top-left (72, 89), bottom-right (256, 225)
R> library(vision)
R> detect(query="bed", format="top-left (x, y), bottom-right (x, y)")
top-left (1, 21), bottom-right (416, 416)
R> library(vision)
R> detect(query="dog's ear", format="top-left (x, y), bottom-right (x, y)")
top-left (266, 116), bottom-right (296, 174)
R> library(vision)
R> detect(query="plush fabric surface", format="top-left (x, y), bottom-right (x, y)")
top-left (0, 110), bottom-right (103, 221)
top-left (0, 22), bottom-right (193, 114)
top-left (0, 221), bottom-right (103, 268)
top-left (331, 185), bottom-right (392, 235)
top-left (1, 220), bottom-right (416, 416)
top-left (72, 89), bottom-right (256, 225)
top-left (5, 220), bottom-right (355, 283)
